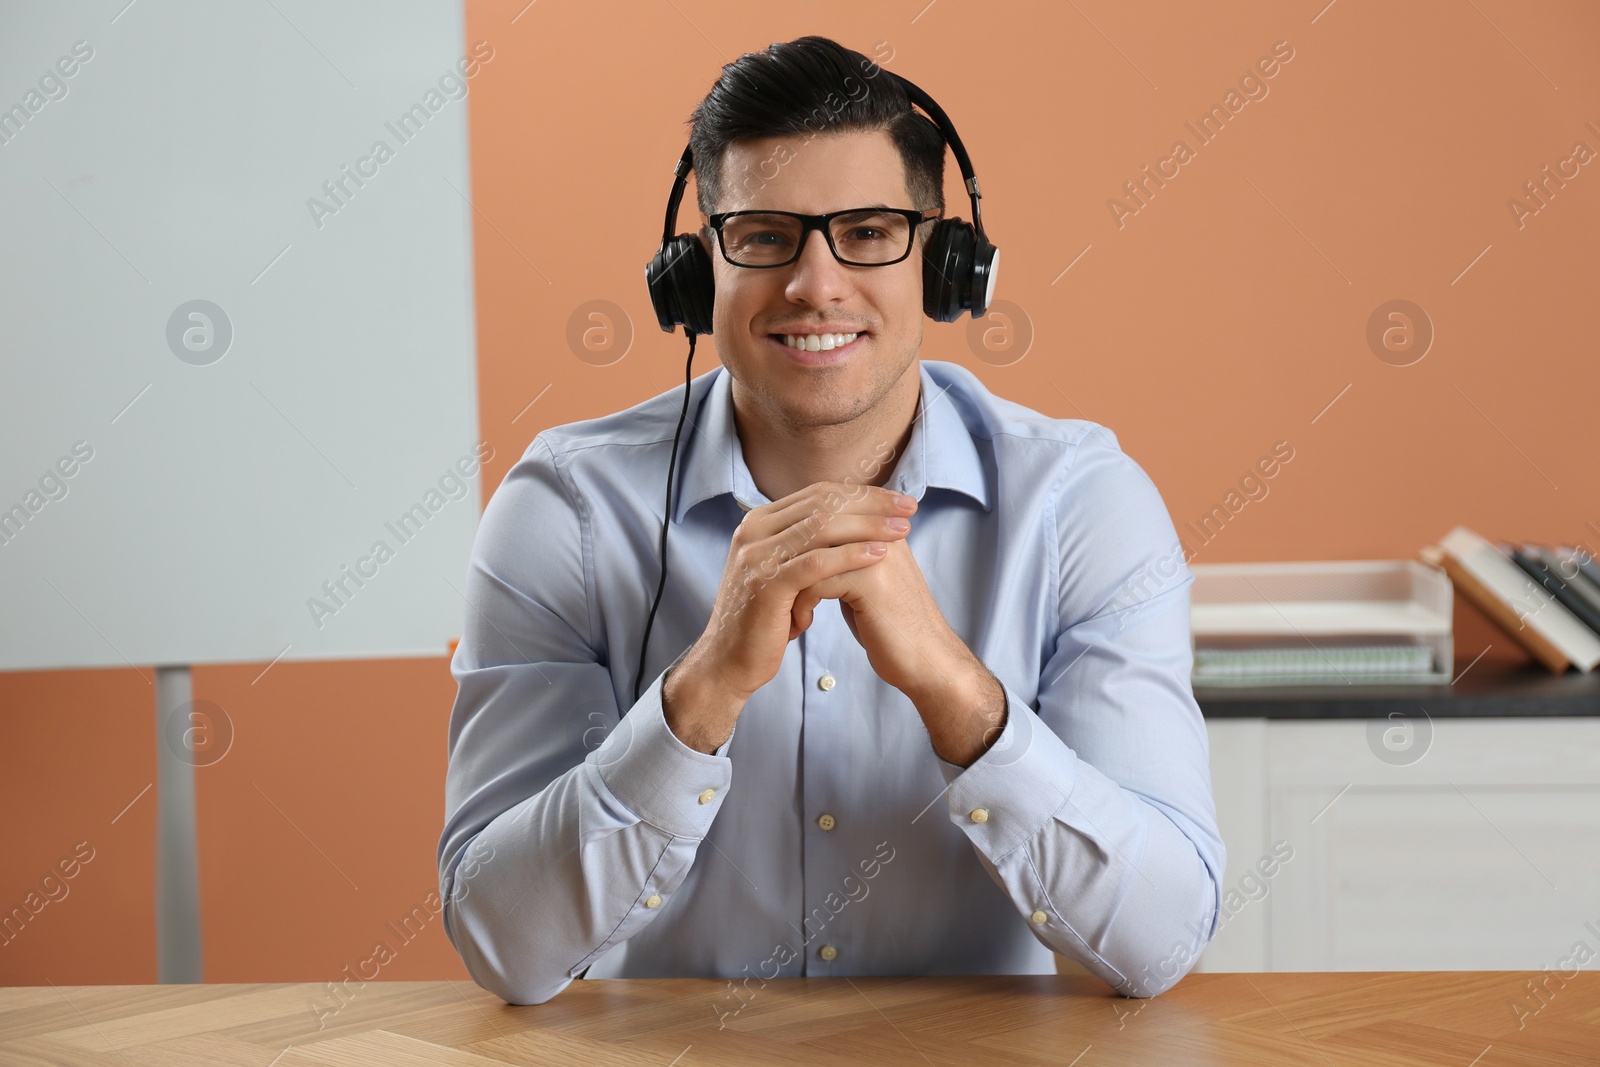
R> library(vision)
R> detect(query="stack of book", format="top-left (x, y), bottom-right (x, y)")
top-left (1188, 560), bottom-right (1454, 686)
top-left (1419, 527), bottom-right (1600, 674)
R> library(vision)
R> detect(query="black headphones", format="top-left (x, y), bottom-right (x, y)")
top-left (634, 70), bottom-right (999, 705)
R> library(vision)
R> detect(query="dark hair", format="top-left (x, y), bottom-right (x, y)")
top-left (686, 36), bottom-right (946, 228)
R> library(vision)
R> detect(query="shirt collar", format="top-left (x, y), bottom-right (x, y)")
top-left (673, 360), bottom-right (991, 524)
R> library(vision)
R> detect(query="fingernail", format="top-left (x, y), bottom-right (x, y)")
top-left (887, 518), bottom-right (909, 532)
top-left (866, 541), bottom-right (887, 555)
top-left (893, 492), bottom-right (916, 509)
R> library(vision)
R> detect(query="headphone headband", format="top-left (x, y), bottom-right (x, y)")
top-left (659, 144), bottom-right (696, 253)
top-left (889, 73), bottom-right (989, 245)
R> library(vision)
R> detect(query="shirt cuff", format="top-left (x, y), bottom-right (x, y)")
top-left (590, 667), bottom-right (733, 839)
top-left (938, 679), bottom-right (1081, 859)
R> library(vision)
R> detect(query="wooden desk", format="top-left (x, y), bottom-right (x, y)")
top-left (2, 973), bottom-right (1596, 1065)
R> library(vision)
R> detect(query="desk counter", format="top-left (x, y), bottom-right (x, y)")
top-left (1196, 656), bottom-right (1600, 719)
top-left (2, 972), bottom-right (1596, 1065)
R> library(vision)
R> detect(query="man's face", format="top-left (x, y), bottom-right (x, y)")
top-left (699, 128), bottom-right (930, 432)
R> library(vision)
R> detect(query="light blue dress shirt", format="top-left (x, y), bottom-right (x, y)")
top-left (438, 358), bottom-right (1225, 1006)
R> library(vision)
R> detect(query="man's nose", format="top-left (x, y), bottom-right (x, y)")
top-left (784, 227), bottom-right (853, 304)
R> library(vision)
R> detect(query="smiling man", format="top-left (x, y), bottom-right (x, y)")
top-left (438, 35), bottom-right (1225, 1008)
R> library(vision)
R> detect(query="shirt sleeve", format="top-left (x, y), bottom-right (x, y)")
top-left (934, 426), bottom-right (1226, 998)
top-left (437, 436), bottom-right (734, 1006)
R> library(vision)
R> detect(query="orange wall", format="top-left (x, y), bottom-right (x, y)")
top-left (4, 0), bottom-right (1598, 984)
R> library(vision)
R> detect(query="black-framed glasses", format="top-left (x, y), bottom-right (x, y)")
top-left (706, 206), bottom-right (939, 268)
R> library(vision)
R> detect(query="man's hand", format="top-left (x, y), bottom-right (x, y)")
top-left (662, 482), bottom-right (916, 753)
top-left (792, 534), bottom-right (1008, 767)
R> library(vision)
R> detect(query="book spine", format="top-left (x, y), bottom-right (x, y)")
top-left (1432, 548), bottom-right (1570, 674)
top-left (1552, 548), bottom-right (1600, 618)
top-left (1571, 552), bottom-right (1600, 602)
top-left (1507, 544), bottom-right (1600, 639)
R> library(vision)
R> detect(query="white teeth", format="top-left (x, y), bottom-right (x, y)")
top-left (781, 332), bottom-right (858, 352)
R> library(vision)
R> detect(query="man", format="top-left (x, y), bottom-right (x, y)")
top-left (438, 36), bottom-right (1224, 1007)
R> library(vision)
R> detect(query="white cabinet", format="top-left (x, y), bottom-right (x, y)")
top-left (1196, 717), bottom-right (1600, 972)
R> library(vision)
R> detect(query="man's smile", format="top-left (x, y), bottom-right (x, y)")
top-left (765, 330), bottom-right (869, 366)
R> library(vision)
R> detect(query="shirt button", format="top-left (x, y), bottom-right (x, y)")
top-left (1031, 910), bottom-right (1049, 924)
top-left (818, 673), bottom-right (836, 691)
top-left (816, 813), bottom-right (836, 831)
top-left (646, 894), bottom-right (662, 908)
top-left (698, 788), bottom-right (716, 804)
top-left (819, 944), bottom-right (838, 961)
top-left (969, 807), bottom-right (989, 823)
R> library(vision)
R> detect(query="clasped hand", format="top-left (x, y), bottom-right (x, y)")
top-left (695, 481), bottom-right (1003, 763)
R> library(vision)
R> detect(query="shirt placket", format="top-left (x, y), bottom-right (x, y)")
top-left (798, 601), bottom-right (849, 974)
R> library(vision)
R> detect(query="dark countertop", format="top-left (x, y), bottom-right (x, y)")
top-left (1195, 656), bottom-right (1600, 719)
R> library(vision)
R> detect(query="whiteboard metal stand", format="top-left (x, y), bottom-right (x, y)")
top-left (156, 666), bottom-right (203, 982)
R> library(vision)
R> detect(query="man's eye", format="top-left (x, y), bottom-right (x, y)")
top-left (734, 230), bottom-right (792, 248)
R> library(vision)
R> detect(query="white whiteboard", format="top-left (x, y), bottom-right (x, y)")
top-left (0, 1), bottom-right (483, 671)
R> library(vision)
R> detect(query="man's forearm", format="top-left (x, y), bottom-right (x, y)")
top-left (937, 688), bottom-right (1222, 997)
top-left (907, 655), bottom-right (1007, 768)
top-left (442, 672), bottom-right (735, 1004)
top-left (444, 755), bottom-right (696, 1004)
top-left (662, 643), bottom-right (750, 754)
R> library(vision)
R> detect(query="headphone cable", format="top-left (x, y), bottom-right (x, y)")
top-left (634, 330), bottom-right (696, 705)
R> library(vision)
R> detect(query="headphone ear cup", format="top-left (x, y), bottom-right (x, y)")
top-left (921, 217), bottom-right (976, 323)
top-left (970, 235), bottom-right (999, 319)
top-left (646, 233), bottom-right (716, 336)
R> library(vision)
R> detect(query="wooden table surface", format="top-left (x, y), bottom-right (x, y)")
top-left (2, 972), bottom-right (1596, 1066)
